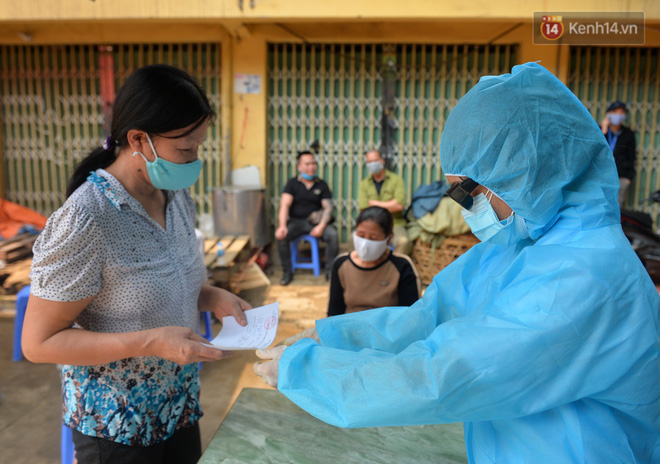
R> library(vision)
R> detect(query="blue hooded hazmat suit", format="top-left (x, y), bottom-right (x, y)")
top-left (277, 63), bottom-right (660, 463)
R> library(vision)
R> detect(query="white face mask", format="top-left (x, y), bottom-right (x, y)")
top-left (366, 161), bottom-right (384, 175)
top-left (353, 232), bottom-right (389, 262)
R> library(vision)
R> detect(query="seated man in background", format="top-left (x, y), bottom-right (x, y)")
top-left (358, 150), bottom-right (411, 254)
top-left (275, 151), bottom-right (338, 285)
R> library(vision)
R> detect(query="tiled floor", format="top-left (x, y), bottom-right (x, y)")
top-left (0, 269), bottom-right (329, 464)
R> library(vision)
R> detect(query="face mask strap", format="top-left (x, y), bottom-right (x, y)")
top-left (484, 189), bottom-right (516, 222)
top-left (132, 151), bottom-right (149, 164)
top-left (145, 133), bottom-right (160, 161)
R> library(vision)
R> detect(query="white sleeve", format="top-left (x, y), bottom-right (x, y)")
top-left (30, 203), bottom-right (106, 302)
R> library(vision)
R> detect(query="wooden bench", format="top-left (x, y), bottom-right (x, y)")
top-left (203, 235), bottom-right (270, 291)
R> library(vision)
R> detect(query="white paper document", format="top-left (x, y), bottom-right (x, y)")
top-left (203, 302), bottom-right (279, 350)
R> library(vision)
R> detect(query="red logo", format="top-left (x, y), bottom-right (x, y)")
top-left (263, 316), bottom-right (277, 330)
top-left (541, 15), bottom-right (564, 40)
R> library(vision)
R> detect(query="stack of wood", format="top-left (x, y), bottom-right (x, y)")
top-left (0, 232), bottom-right (38, 294)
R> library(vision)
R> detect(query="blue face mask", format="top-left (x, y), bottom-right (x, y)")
top-left (608, 113), bottom-right (626, 126)
top-left (461, 192), bottom-right (530, 245)
top-left (134, 134), bottom-right (203, 190)
top-left (301, 173), bottom-right (317, 181)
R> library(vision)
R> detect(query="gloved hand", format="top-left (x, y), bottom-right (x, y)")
top-left (278, 327), bottom-right (319, 347)
top-left (254, 345), bottom-right (286, 388)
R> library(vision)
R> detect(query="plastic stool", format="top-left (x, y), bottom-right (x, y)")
top-left (198, 311), bottom-right (213, 371)
top-left (61, 425), bottom-right (74, 464)
top-left (199, 312), bottom-right (213, 341)
top-left (290, 234), bottom-right (321, 277)
top-left (12, 285), bottom-right (31, 362)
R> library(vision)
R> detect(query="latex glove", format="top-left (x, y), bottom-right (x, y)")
top-left (278, 327), bottom-right (319, 347)
top-left (254, 345), bottom-right (286, 388)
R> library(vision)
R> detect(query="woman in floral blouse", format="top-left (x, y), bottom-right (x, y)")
top-left (22, 64), bottom-right (250, 464)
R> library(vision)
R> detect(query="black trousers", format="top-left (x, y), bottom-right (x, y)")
top-left (71, 423), bottom-right (201, 464)
top-left (278, 217), bottom-right (339, 273)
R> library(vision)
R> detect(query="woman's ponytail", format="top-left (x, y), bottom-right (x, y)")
top-left (65, 141), bottom-right (117, 198)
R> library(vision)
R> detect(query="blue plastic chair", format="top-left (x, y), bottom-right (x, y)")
top-left (61, 425), bottom-right (74, 464)
top-left (290, 234), bottom-right (321, 277)
top-left (12, 285), bottom-right (30, 362)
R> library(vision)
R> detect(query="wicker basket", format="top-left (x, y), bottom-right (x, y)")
top-left (411, 233), bottom-right (480, 285)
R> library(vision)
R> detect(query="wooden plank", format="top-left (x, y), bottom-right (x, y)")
top-left (232, 262), bottom-right (270, 291)
top-left (209, 267), bottom-right (231, 285)
top-left (0, 247), bottom-right (32, 263)
top-left (0, 256), bottom-right (32, 294)
top-left (230, 245), bottom-right (265, 287)
top-left (220, 235), bottom-right (250, 267)
top-left (219, 235), bottom-right (235, 250)
top-left (0, 235), bottom-right (36, 253)
top-left (0, 234), bottom-right (37, 262)
top-left (225, 235), bottom-right (250, 253)
top-left (204, 235), bottom-right (236, 268)
top-left (0, 232), bottom-right (33, 247)
top-left (203, 238), bottom-right (220, 268)
top-left (206, 235), bottom-right (252, 288)
top-left (203, 237), bottom-right (220, 254)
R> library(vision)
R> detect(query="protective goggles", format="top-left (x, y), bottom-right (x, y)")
top-left (446, 177), bottom-right (479, 210)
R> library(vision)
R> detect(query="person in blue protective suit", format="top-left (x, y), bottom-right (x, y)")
top-left (254, 62), bottom-right (660, 463)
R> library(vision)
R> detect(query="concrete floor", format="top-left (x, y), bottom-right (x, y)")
top-left (0, 269), bottom-right (329, 464)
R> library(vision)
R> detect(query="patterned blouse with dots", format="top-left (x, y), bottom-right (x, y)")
top-left (29, 168), bottom-right (208, 446)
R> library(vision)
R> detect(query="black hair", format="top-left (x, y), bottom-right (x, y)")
top-left (66, 64), bottom-right (215, 197)
top-left (356, 206), bottom-right (393, 236)
top-left (297, 150), bottom-right (314, 161)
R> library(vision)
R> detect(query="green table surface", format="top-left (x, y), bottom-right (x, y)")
top-left (199, 388), bottom-right (468, 464)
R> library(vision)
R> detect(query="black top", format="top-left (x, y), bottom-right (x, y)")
top-left (327, 251), bottom-right (420, 317)
top-left (374, 178), bottom-right (384, 195)
top-left (283, 176), bottom-right (332, 219)
top-left (605, 126), bottom-right (636, 180)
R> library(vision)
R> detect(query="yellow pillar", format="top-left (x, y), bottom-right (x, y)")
top-left (512, 23), bottom-right (571, 83)
top-left (220, 28), bottom-right (233, 186)
top-left (0, 109), bottom-right (4, 199)
top-left (230, 32), bottom-right (268, 186)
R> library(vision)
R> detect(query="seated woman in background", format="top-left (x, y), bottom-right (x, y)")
top-left (327, 206), bottom-right (420, 316)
